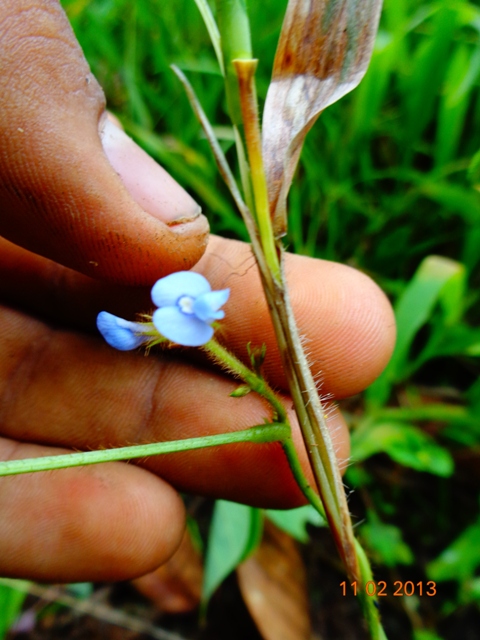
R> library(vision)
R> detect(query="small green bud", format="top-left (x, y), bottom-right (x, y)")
top-left (247, 342), bottom-right (267, 375)
top-left (230, 384), bottom-right (252, 398)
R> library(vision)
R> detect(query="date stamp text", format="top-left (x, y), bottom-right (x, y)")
top-left (340, 581), bottom-right (437, 597)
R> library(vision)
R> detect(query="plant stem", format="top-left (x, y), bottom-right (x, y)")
top-left (355, 538), bottom-right (388, 640)
top-left (280, 435), bottom-right (326, 520)
top-left (203, 338), bottom-right (287, 424)
top-left (233, 59), bottom-right (359, 585)
top-left (233, 59), bottom-right (281, 282)
top-left (203, 339), bottom-right (328, 521)
top-left (0, 425), bottom-right (290, 477)
top-left (263, 260), bottom-right (357, 571)
top-left (215, 0), bottom-right (252, 126)
top-left (230, 54), bottom-right (388, 640)
top-left (173, 31), bottom-right (386, 638)
top-left (233, 125), bottom-right (254, 213)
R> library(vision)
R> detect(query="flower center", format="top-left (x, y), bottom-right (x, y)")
top-left (177, 295), bottom-right (195, 315)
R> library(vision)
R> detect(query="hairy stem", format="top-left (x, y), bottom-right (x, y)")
top-left (233, 61), bottom-right (359, 585)
top-left (0, 425), bottom-right (290, 477)
top-left (203, 338), bottom-right (287, 424)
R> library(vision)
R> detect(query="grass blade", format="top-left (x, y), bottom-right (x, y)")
top-left (192, 0), bottom-right (225, 74)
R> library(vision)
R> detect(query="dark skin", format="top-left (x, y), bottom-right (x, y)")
top-left (0, 0), bottom-right (396, 582)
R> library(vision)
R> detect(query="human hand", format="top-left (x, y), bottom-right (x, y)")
top-left (0, 0), bottom-right (396, 582)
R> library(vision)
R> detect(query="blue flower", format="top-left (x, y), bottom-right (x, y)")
top-left (96, 312), bottom-right (150, 351)
top-left (151, 271), bottom-right (229, 347)
top-left (96, 271), bottom-right (229, 350)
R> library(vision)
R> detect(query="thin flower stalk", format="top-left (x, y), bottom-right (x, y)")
top-left (202, 339), bottom-right (287, 424)
top-left (0, 425), bottom-right (291, 477)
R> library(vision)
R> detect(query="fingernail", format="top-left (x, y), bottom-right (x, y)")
top-left (100, 118), bottom-right (202, 225)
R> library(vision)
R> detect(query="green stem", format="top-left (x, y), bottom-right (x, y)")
top-left (228, 57), bottom-right (346, 552)
top-left (202, 339), bottom-right (287, 424)
top-left (215, 0), bottom-right (252, 125)
top-left (355, 538), bottom-right (388, 640)
top-left (233, 59), bottom-right (281, 282)
top-left (178, 48), bottom-right (340, 553)
top-left (281, 435), bottom-right (326, 520)
top-left (203, 339), bottom-right (327, 523)
top-left (259, 266), bottom-right (348, 542)
top-left (230, 55), bottom-right (355, 579)
top-left (233, 125), bottom-right (254, 214)
top-left (0, 425), bottom-right (290, 477)
top-left (174, 18), bottom-right (385, 636)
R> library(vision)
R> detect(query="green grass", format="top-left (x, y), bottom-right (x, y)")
top-left (63, 0), bottom-right (480, 279)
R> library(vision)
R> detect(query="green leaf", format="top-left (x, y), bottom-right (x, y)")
top-left (215, 0), bottom-right (252, 124)
top-left (0, 581), bottom-right (28, 639)
top-left (351, 421), bottom-right (454, 477)
top-left (468, 148), bottom-right (480, 190)
top-left (414, 632), bottom-right (444, 640)
top-left (465, 577), bottom-right (480, 604)
top-left (467, 377), bottom-right (480, 414)
top-left (404, 6), bottom-right (457, 149)
top-left (202, 500), bottom-right (262, 602)
top-left (435, 43), bottom-right (480, 167)
top-left (393, 256), bottom-right (465, 370)
top-left (265, 505), bottom-right (326, 543)
top-left (436, 261), bottom-right (466, 327)
top-left (366, 256), bottom-right (465, 406)
top-left (428, 516), bottom-right (480, 583)
top-left (360, 517), bottom-right (414, 567)
top-left (417, 324), bottom-right (480, 364)
top-left (419, 181), bottom-right (480, 225)
top-left (192, 0), bottom-right (225, 75)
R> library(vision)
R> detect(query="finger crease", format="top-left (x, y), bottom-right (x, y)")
top-left (130, 357), bottom-right (168, 445)
top-left (0, 321), bottom-right (53, 437)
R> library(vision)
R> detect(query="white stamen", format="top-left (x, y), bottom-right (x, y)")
top-left (178, 295), bottom-right (195, 315)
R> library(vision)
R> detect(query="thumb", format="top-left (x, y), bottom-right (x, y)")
top-left (0, 0), bottom-right (209, 286)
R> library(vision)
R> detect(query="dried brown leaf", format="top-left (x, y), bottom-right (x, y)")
top-left (262, 0), bottom-right (383, 236)
top-left (132, 529), bottom-right (203, 614)
top-left (237, 519), bottom-right (312, 640)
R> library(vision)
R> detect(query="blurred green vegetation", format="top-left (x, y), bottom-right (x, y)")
top-left (53, 0), bottom-right (480, 637)
top-left (0, 582), bottom-right (27, 640)
top-left (62, 0), bottom-right (480, 281)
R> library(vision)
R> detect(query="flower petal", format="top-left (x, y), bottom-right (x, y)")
top-left (97, 312), bottom-right (148, 351)
top-left (193, 289), bottom-right (230, 322)
top-left (151, 271), bottom-right (211, 308)
top-left (153, 307), bottom-right (213, 346)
